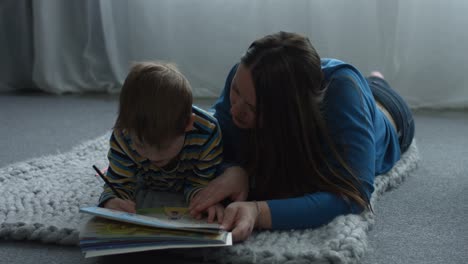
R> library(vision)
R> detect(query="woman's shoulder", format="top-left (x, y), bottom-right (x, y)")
top-left (321, 58), bottom-right (363, 82)
top-left (186, 106), bottom-right (222, 149)
top-left (320, 59), bottom-right (376, 128)
top-left (320, 58), bottom-right (371, 100)
top-left (183, 107), bottom-right (222, 161)
top-left (191, 105), bottom-right (220, 135)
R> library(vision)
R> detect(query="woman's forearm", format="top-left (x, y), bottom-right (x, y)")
top-left (266, 192), bottom-right (364, 230)
top-left (255, 201), bottom-right (272, 229)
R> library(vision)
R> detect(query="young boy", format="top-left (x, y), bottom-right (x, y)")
top-left (99, 62), bottom-right (224, 223)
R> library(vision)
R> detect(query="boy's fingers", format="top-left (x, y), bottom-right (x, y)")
top-left (188, 188), bottom-right (206, 210)
top-left (190, 188), bottom-right (227, 216)
top-left (109, 204), bottom-right (130, 213)
top-left (216, 206), bottom-right (224, 224)
top-left (126, 200), bottom-right (136, 206)
top-left (189, 188), bottom-right (208, 210)
top-left (119, 200), bottom-right (136, 213)
top-left (193, 196), bottom-right (219, 215)
top-left (192, 212), bottom-right (202, 220)
top-left (190, 192), bottom-right (213, 214)
top-left (207, 207), bottom-right (215, 223)
top-left (188, 193), bottom-right (201, 210)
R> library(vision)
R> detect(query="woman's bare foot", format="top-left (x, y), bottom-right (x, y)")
top-left (370, 71), bottom-right (384, 79)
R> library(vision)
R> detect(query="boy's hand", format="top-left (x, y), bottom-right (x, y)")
top-left (205, 203), bottom-right (225, 224)
top-left (189, 166), bottom-right (249, 217)
top-left (103, 198), bottom-right (136, 214)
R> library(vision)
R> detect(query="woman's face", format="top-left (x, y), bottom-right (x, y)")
top-left (230, 64), bottom-right (257, 129)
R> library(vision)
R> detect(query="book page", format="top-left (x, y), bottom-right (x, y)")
top-left (80, 217), bottom-right (227, 241)
top-left (83, 233), bottom-right (233, 258)
top-left (80, 206), bottom-right (220, 231)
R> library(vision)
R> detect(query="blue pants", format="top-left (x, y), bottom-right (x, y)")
top-left (367, 76), bottom-right (415, 154)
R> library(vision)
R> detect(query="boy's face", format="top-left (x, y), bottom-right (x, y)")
top-left (131, 135), bottom-right (185, 167)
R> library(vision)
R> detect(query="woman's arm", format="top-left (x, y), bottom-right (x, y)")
top-left (219, 191), bottom-right (365, 242)
top-left (266, 192), bottom-right (365, 229)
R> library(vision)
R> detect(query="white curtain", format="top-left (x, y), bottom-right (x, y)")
top-left (1, 0), bottom-right (467, 108)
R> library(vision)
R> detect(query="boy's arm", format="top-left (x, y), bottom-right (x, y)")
top-left (98, 131), bottom-right (138, 207)
top-left (183, 127), bottom-right (223, 203)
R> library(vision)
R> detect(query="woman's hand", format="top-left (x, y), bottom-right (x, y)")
top-left (220, 201), bottom-right (259, 242)
top-left (189, 166), bottom-right (249, 217)
top-left (103, 198), bottom-right (136, 213)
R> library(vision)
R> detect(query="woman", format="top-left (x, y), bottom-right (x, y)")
top-left (189, 31), bottom-right (415, 242)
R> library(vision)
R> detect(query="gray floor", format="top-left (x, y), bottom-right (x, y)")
top-left (0, 92), bottom-right (467, 264)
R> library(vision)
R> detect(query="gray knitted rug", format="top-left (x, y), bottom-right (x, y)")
top-left (0, 133), bottom-right (420, 264)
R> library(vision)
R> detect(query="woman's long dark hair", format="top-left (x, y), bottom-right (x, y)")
top-left (242, 31), bottom-right (369, 210)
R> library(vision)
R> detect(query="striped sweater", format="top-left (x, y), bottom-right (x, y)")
top-left (98, 106), bottom-right (223, 206)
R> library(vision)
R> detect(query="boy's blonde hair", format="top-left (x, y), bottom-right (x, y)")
top-left (115, 62), bottom-right (193, 148)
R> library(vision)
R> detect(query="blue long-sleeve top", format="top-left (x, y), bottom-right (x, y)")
top-left (211, 58), bottom-right (401, 230)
